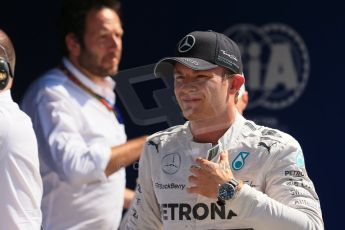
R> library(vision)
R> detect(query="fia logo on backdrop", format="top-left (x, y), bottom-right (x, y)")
top-left (224, 23), bottom-right (310, 110)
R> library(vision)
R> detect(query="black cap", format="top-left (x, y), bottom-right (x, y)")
top-left (154, 31), bottom-right (243, 77)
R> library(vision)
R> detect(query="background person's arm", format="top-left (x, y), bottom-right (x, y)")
top-left (123, 188), bottom-right (135, 210)
top-left (105, 136), bottom-right (147, 176)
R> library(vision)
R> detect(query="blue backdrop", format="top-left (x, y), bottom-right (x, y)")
top-left (1, 0), bottom-right (343, 228)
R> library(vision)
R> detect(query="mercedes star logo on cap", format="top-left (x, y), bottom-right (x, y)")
top-left (178, 35), bottom-right (195, 53)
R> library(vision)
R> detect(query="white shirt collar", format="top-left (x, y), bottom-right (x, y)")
top-left (0, 90), bottom-right (12, 102)
top-left (62, 58), bottom-right (116, 104)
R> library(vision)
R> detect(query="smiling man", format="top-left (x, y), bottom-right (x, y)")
top-left (21, 0), bottom-right (146, 229)
top-left (123, 30), bottom-right (324, 230)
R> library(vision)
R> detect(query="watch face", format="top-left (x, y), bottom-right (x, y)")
top-left (218, 183), bottom-right (236, 200)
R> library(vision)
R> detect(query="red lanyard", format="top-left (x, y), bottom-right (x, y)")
top-left (59, 64), bottom-right (115, 112)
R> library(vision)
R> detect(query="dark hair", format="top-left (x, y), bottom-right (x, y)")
top-left (0, 29), bottom-right (16, 75)
top-left (57, 0), bottom-right (122, 56)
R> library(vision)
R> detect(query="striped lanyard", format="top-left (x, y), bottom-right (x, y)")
top-left (59, 64), bottom-right (123, 124)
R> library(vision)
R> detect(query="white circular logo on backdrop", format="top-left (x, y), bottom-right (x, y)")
top-left (224, 23), bottom-right (310, 110)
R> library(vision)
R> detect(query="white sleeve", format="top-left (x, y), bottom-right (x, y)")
top-left (35, 86), bottom-right (111, 185)
top-left (124, 143), bottom-right (163, 230)
top-left (226, 138), bottom-right (324, 230)
top-left (0, 110), bottom-right (9, 160)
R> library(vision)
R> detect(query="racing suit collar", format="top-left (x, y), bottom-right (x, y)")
top-left (218, 111), bottom-right (245, 152)
top-left (185, 111), bottom-right (245, 154)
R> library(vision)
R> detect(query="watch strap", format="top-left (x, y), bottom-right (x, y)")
top-left (229, 178), bottom-right (239, 189)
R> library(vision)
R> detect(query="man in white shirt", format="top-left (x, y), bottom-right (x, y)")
top-left (124, 30), bottom-right (324, 230)
top-left (21, 0), bottom-right (146, 229)
top-left (0, 29), bottom-right (43, 230)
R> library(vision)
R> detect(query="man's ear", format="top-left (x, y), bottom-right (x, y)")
top-left (65, 33), bottom-right (81, 58)
top-left (229, 74), bottom-right (245, 94)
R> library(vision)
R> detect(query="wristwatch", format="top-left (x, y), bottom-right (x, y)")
top-left (217, 178), bottom-right (240, 206)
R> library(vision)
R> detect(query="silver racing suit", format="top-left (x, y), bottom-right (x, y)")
top-left (123, 113), bottom-right (324, 230)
